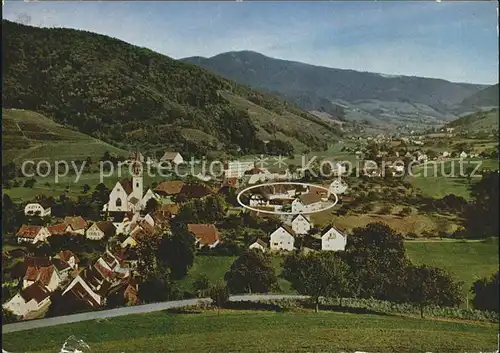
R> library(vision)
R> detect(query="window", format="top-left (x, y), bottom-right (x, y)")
top-left (136, 182), bottom-right (139, 187)
top-left (116, 198), bottom-right (122, 207)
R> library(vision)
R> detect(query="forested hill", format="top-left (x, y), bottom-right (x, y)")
top-left (2, 20), bottom-right (339, 158)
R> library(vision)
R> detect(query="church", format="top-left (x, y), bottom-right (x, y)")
top-left (104, 150), bottom-right (159, 215)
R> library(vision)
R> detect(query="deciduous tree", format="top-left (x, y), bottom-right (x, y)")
top-left (283, 252), bottom-right (352, 312)
top-left (224, 250), bottom-right (278, 294)
top-left (404, 265), bottom-right (463, 318)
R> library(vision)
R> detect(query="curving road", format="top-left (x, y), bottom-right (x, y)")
top-left (2, 294), bottom-right (307, 334)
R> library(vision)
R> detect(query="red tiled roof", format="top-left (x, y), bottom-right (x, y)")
top-left (187, 224), bottom-right (220, 246)
top-left (154, 181), bottom-right (185, 195)
top-left (60, 250), bottom-right (79, 264)
top-left (299, 192), bottom-right (323, 205)
top-left (24, 265), bottom-right (56, 286)
top-left (179, 184), bottom-right (213, 199)
top-left (38, 266), bottom-right (55, 286)
top-left (309, 186), bottom-right (328, 196)
top-left (20, 281), bottom-right (50, 303)
top-left (63, 216), bottom-right (88, 231)
top-left (24, 266), bottom-right (39, 281)
top-left (94, 262), bottom-right (115, 280)
top-left (16, 225), bottom-right (43, 238)
top-left (48, 223), bottom-right (69, 235)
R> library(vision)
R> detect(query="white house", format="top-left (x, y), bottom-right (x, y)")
top-left (160, 152), bottom-right (184, 165)
top-left (16, 225), bottom-right (51, 244)
top-left (321, 227), bottom-right (347, 251)
top-left (270, 226), bottom-right (295, 251)
top-left (24, 203), bottom-right (51, 217)
top-left (224, 161), bottom-right (255, 178)
top-left (249, 239), bottom-right (268, 252)
top-left (23, 265), bottom-right (62, 292)
top-left (86, 221), bottom-right (116, 240)
top-left (460, 151), bottom-right (468, 159)
top-left (291, 214), bottom-right (312, 235)
top-left (3, 282), bottom-right (51, 318)
top-left (291, 193), bottom-right (323, 214)
top-left (329, 179), bottom-right (348, 195)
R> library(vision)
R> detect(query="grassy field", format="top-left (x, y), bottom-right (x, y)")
top-left (405, 239), bottom-right (499, 296)
top-left (408, 158), bottom-right (498, 199)
top-left (2, 310), bottom-right (497, 352)
top-left (175, 255), bottom-right (294, 294)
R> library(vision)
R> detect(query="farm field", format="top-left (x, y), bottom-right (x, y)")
top-left (312, 210), bottom-right (460, 235)
top-left (2, 309), bottom-right (497, 353)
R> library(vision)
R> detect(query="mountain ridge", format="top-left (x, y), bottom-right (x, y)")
top-left (2, 20), bottom-right (340, 159)
top-left (181, 50), bottom-right (489, 129)
top-left (199, 50), bottom-right (488, 86)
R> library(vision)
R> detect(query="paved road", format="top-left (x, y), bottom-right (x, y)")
top-left (2, 294), bottom-right (307, 334)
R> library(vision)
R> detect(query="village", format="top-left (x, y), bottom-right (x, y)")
top-left (2, 129), bottom-right (496, 322)
top-left (2, 149), bottom-right (351, 321)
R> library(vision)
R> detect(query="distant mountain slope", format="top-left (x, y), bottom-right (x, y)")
top-left (182, 51), bottom-right (486, 127)
top-left (2, 21), bottom-right (339, 158)
top-left (453, 84), bottom-right (499, 114)
top-left (2, 108), bottom-right (129, 164)
top-left (446, 108), bottom-right (499, 134)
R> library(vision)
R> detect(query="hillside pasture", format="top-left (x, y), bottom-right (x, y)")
top-left (2, 108), bottom-right (128, 164)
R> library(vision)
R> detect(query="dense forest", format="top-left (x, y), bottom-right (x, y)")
top-left (2, 20), bottom-right (340, 157)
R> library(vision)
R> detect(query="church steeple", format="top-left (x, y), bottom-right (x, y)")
top-left (131, 146), bottom-right (144, 207)
top-left (132, 146), bottom-right (142, 176)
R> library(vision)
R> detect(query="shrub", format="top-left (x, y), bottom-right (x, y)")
top-left (209, 283), bottom-right (230, 308)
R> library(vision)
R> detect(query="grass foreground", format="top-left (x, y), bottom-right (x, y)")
top-left (2, 309), bottom-right (497, 353)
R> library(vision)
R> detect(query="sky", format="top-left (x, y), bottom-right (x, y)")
top-left (3, 1), bottom-right (499, 84)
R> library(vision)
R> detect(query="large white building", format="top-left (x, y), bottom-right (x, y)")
top-left (291, 193), bottom-right (324, 214)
